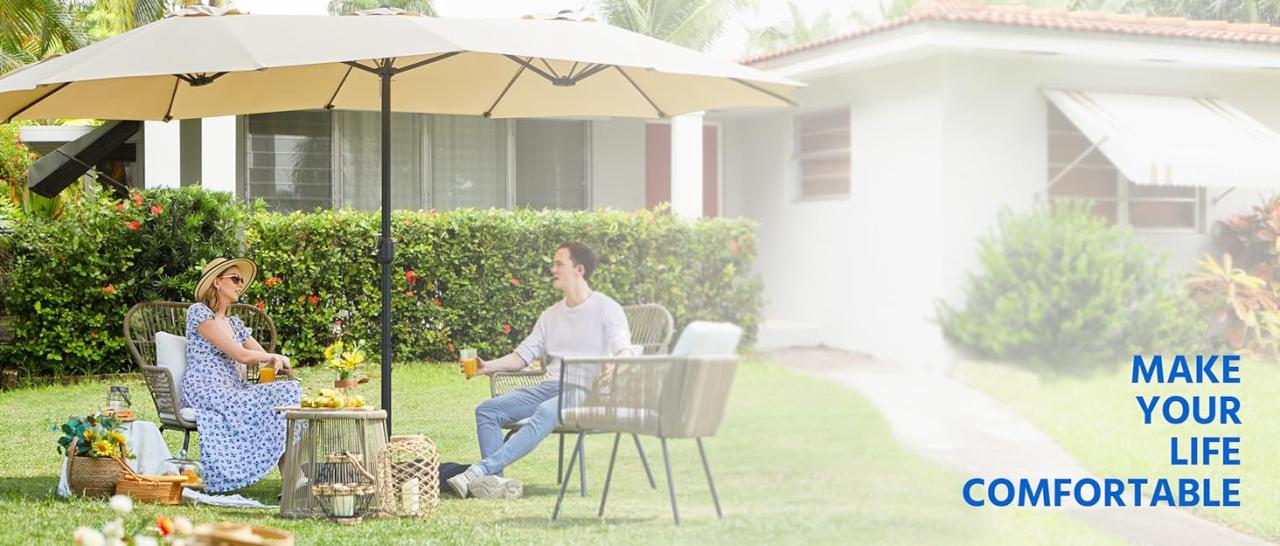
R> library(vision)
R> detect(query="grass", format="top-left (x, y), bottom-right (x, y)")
top-left (956, 357), bottom-right (1279, 542)
top-left (0, 359), bottom-right (1121, 545)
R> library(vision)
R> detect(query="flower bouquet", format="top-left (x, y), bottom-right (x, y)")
top-left (54, 412), bottom-right (133, 498)
top-left (324, 340), bottom-right (367, 389)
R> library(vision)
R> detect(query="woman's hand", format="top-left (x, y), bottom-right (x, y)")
top-left (267, 354), bottom-right (291, 371)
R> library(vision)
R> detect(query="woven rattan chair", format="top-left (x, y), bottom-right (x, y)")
top-left (123, 301), bottom-right (284, 456)
top-left (552, 322), bottom-right (742, 526)
top-left (488, 303), bottom-right (674, 495)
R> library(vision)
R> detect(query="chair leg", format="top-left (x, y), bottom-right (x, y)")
top-left (632, 434), bottom-right (657, 489)
top-left (552, 432), bottom-right (586, 521)
top-left (557, 433), bottom-right (564, 485)
top-left (598, 433), bottom-right (622, 518)
top-left (660, 438), bottom-right (680, 527)
top-left (578, 436), bottom-right (588, 497)
top-left (697, 438), bottom-right (723, 519)
top-left (179, 430), bottom-right (192, 459)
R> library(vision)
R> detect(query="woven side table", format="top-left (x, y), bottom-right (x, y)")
top-left (278, 409), bottom-right (387, 519)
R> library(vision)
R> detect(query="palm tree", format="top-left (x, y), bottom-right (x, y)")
top-left (91, 0), bottom-right (204, 38)
top-left (327, 0), bottom-right (436, 16)
top-left (597, 0), bottom-right (755, 52)
top-left (0, 0), bottom-right (87, 73)
top-left (746, 1), bottom-right (870, 56)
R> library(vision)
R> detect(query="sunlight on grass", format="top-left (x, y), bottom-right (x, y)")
top-left (0, 359), bottom-right (1118, 545)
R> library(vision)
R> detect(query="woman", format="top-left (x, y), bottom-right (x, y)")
top-left (181, 257), bottom-right (300, 493)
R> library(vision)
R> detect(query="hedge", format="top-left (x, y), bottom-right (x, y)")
top-left (0, 189), bottom-right (762, 377)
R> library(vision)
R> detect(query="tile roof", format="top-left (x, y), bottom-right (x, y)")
top-left (741, 0), bottom-right (1280, 65)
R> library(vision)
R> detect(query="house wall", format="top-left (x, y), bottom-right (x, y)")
top-left (590, 118), bottom-right (646, 210)
top-left (720, 53), bottom-right (1280, 367)
top-left (723, 59), bottom-right (950, 368)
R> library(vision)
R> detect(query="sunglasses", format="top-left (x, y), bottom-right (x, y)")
top-left (218, 274), bottom-right (245, 286)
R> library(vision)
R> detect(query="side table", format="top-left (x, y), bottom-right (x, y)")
top-left (278, 408), bottom-right (387, 519)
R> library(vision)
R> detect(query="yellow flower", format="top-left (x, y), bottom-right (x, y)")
top-left (108, 431), bottom-right (126, 446)
top-left (91, 440), bottom-right (116, 458)
top-left (323, 341), bottom-right (343, 361)
top-left (82, 430), bottom-right (98, 443)
top-left (341, 350), bottom-right (365, 367)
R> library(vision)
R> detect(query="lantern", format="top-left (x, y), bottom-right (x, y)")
top-left (313, 451), bottom-right (378, 524)
top-left (107, 385), bottom-right (131, 411)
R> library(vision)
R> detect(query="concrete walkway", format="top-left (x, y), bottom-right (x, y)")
top-left (770, 347), bottom-right (1272, 546)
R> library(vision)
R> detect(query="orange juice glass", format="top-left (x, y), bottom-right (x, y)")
top-left (258, 366), bottom-right (276, 383)
top-left (460, 348), bottom-right (478, 378)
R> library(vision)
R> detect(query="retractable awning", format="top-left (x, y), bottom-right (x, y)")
top-left (1044, 89), bottom-right (1280, 188)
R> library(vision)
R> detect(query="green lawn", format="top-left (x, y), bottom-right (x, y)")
top-left (0, 359), bottom-right (1120, 545)
top-left (956, 358), bottom-right (1278, 542)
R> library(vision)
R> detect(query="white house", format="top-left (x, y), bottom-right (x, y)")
top-left (23, 0), bottom-right (1280, 368)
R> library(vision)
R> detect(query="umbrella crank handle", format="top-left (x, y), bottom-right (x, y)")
top-left (377, 237), bottom-right (394, 264)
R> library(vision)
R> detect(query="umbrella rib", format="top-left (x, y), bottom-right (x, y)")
top-left (504, 55), bottom-right (560, 85)
top-left (483, 59), bottom-right (529, 119)
top-left (539, 58), bottom-right (561, 80)
top-left (394, 52), bottom-right (462, 75)
top-left (729, 78), bottom-right (797, 106)
top-left (612, 66), bottom-right (665, 118)
top-left (325, 65), bottom-right (354, 110)
top-left (572, 63), bottom-right (611, 84)
top-left (566, 61), bottom-right (580, 79)
top-left (5, 81), bottom-right (71, 123)
top-left (344, 61), bottom-right (379, 75)
top-left (162, 77), bottom-right (180, 122)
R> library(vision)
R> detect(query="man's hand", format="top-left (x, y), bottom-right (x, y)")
top-left (458, 357), bottom-right (489, 379)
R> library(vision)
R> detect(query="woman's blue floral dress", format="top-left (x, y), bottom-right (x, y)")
top-left (181, 303), bottom-right (300, 493)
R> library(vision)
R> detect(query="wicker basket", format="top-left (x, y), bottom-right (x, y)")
top-left (114, 458), bottom-right (187, 505)
top-left (65, 438), bottom-right (124, 499)
top-left (191, 523), bottom-right (294, 546)
top-left (376, 435), bottom-right (439, 518)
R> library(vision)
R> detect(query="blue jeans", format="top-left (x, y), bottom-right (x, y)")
top-left (474, 381), bottom-right (582, 476)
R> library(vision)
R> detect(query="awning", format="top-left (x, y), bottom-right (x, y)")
top-left (1044, 89), bottom-right (1280, 188)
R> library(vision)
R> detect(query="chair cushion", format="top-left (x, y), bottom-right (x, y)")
top-left (560, 406), bottom-right (658, 432)
top-left (670, 321), bottom-right (742, 356)
top-left (155, 331), bottom-right (188, 388)
top-left (179, 407), bottom-right (198, 422)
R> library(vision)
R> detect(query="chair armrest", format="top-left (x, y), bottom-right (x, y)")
top-left (139, 364), bottom-right (196, 429)
top-left (490, 370), bottom-right (547, 398)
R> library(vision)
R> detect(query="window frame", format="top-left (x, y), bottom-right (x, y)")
top-left (791, 108), bottom-right (851, 202)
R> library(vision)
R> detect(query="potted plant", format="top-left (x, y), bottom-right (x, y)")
top-left (324, 340), bottom-right (367, 389)
top-left (53, 412), bottom-right (132, 498)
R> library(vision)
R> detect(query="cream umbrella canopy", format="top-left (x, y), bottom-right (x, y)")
top-left (0, 6), bottom-right (800, 432)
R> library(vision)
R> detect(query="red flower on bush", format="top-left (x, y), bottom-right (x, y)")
top-left (307, 294), bottom-right (320, 306)
top-left (115, 202), bottom-right (125, 212)
top-left (126, 220), bottom-right (141, 230)
top-left (447, 342), bottom-right (455, 352)
top-left (255, 300), bottom-right (266, 311)
top-left (433, 298), bottom-right (442, 306)
top-left (101, 284), bottom-right (115, 295)
top-left (728, 239), bottom-right (740, 256)
top-left (405, 269), bottom-right (417, 284)
top-left (90, 331), bottom-right (98, 338)
top-left (264, 276), bottom-right (282, 288)
top-left (150, 205), bottom-right (163, 216)
top-left (406, 290), bottom-right (416, 297)
top-left (131, 193), bottom-right (144, 206)
top-left (509, 278), bottom-right (521, 287)
top-left (502, 323), bottom-right (512, 334)
top-left (429, 209), bottom-right (438, 217)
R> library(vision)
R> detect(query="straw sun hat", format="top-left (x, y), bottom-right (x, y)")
top-left (194, 257), bottom-right (257, 303)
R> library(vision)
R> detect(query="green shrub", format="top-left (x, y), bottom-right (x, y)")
top-left (1, 187), bottom-right (249, 376)
top-left (1, 192), bottom-right (762, 376)
top-left (938, 202), bottom-right (1206, 371)
top-left (246, 206), bottom-right (762, 364)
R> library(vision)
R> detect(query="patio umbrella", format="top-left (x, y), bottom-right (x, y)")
top-left (0, 6), bottom-right (799, 433)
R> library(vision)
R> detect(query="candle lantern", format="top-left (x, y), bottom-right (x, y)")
top-left (313, 452), bottom-right (378, 525)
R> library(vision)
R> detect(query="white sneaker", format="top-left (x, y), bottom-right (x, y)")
top-left (446, 467), bottom-right (482, 498)
top-left (468, 475), bottom-right (523, 499)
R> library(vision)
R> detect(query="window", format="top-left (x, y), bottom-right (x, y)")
top-left (243, 112), bottom-right (590, 212)
top-left (794, 109), bottom-right (850, 199)
top-left (1047, 106), bottom-right (1201, 230)
top-left (335, 111), bottom-right (424, 211)
top-left (515, 119), bottom-right (589, 209)
top-left (244, 111), bottom-right (332, 212)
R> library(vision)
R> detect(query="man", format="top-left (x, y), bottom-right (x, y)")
top-left (448, 242), bottom-right (633, 499)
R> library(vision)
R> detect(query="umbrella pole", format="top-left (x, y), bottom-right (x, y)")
top-left (379, 61), bottom-right (394, 436)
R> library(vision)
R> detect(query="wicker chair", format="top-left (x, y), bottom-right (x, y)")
top-left (552, 322), bottom-right (742, 526)
top-left (123, 301), bottom-right (284, 457)
top-left (488, 303), bottom-right (674, 495)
